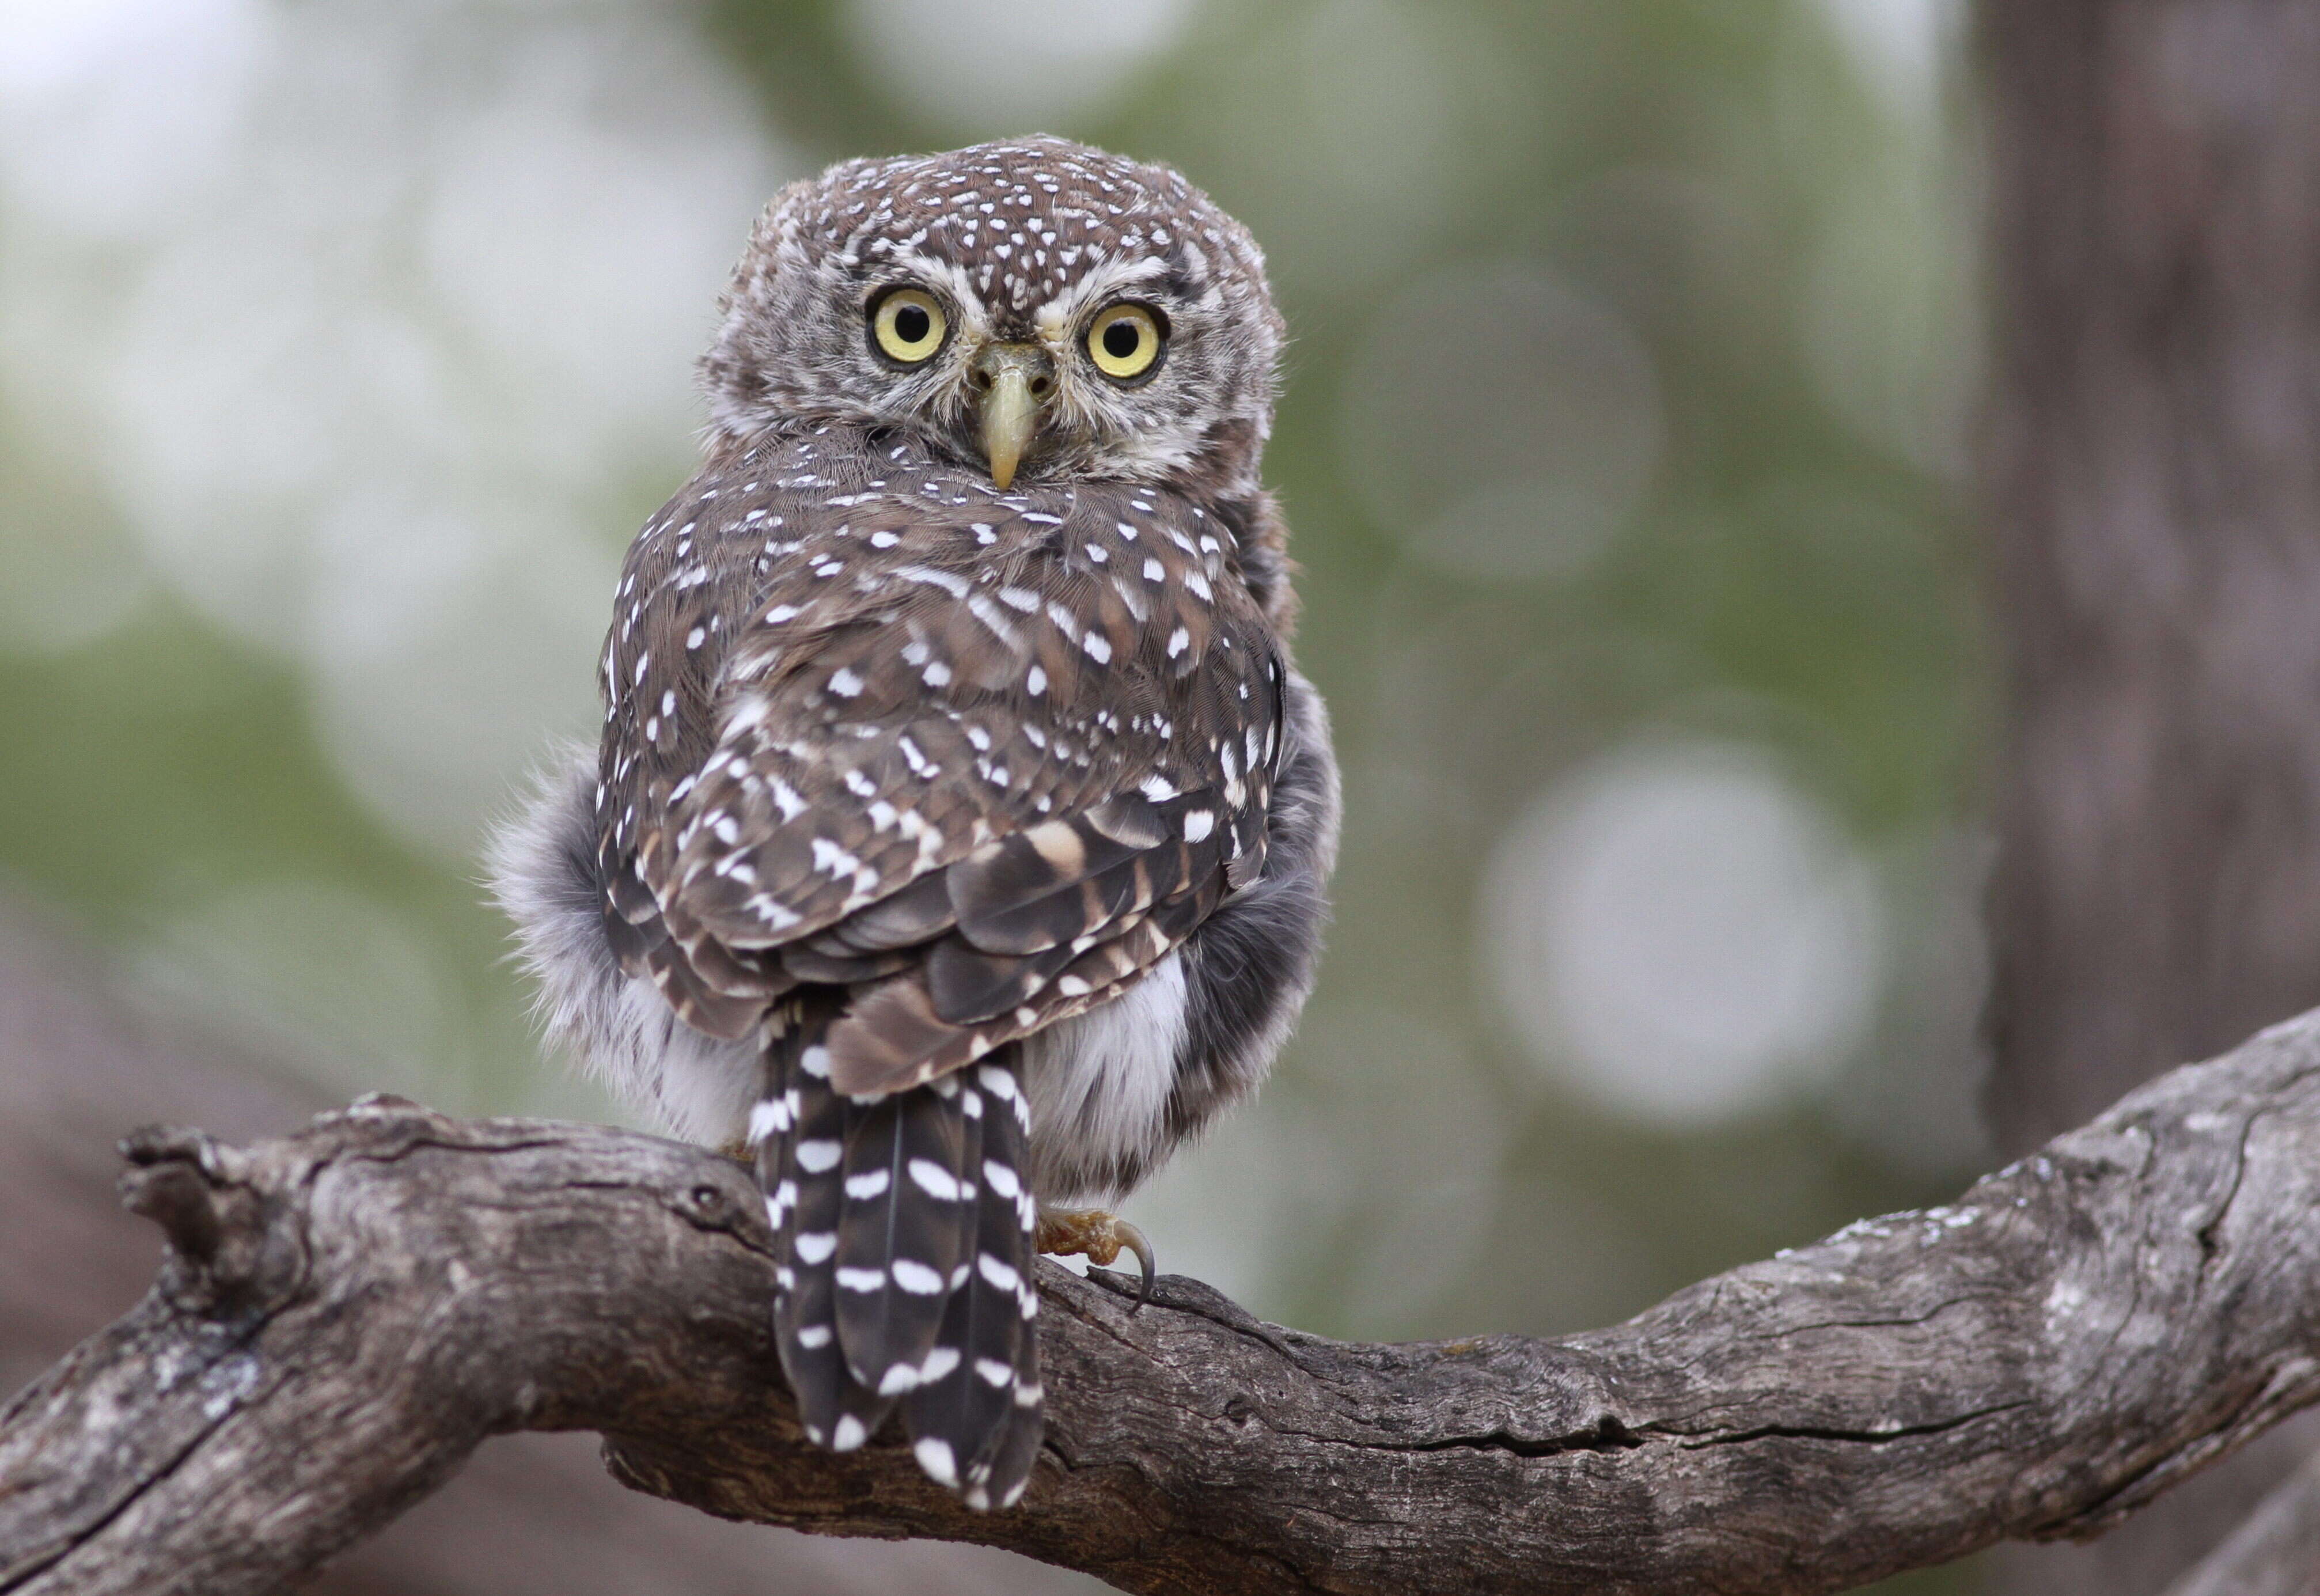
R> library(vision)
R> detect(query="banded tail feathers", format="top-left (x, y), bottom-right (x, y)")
top-left (755, 1000), bottom-right (1042, 1508)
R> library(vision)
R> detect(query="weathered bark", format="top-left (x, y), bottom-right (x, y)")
top-left (7, 1010), bottom-right (2320, 1596)
top-left (0, 897), bottom-right (1085, 1596)
top-left (1978, 4), bottom-right (2320, 1587)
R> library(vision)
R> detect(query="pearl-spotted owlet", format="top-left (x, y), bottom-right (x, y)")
top-left (493, 138), bottom-right (1339, 1510)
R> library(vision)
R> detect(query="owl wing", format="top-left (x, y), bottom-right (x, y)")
top-left (597, 453), bottom-right (1282, 1099)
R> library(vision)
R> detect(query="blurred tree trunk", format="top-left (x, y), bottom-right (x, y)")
top-left (1980, 1), bottom-right (2320, 1591)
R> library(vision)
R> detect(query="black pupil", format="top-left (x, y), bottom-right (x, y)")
top-left (1103, 319), bottom-right (1143, 359)
top-left (893, 304), bottom-right (931, 344)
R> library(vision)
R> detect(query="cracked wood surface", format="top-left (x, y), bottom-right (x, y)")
top-left (6, 1013), bottom-right (2320, 1596)
top-left (0, 897), bottom-right (1085, 1596)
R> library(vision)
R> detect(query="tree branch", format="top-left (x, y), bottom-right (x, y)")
top-left (8, 1013), bottom-right (2320, 1596)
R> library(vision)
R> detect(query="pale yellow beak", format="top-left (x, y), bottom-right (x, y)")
top-left (973, 343), bottom-right (1052, 491)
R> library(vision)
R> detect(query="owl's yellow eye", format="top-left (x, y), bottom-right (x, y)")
top-left (871, 287), bottom-right (947, 363)
top-left (1087, 302), bottom-right (1164, 382)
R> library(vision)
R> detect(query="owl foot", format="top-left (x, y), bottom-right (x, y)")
top-left (1036, 1207), bottom-right (1155, 1310)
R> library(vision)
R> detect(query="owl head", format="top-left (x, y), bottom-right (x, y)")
top-left (700, 138), bottom-right (1283, 501)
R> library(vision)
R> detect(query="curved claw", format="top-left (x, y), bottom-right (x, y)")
top-left (1112, 1217), bottom-right (1156, 1314)
top-left (1035, 1207), bottom-right (1158, 1311)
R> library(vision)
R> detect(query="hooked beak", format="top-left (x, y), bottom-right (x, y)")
top-left (972, 343), bottom-right (1052, 491)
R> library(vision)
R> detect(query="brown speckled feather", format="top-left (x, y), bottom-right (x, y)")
top-left (477, 137), bottom-right (1341, 1512)
top-left (595, 423), bottom-right (1282, 1095)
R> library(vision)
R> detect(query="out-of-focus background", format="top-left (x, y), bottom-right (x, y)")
top-left (2, 1), bottom-right (2311, 1593)
top-left (0, 0), bottom-right (1989, 1314)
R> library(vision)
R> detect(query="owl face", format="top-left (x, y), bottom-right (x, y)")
top-left (701, 138), bottom-right (1284, 499)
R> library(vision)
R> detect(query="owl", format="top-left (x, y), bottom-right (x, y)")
top-left (491, 138), bottom-right (1339, 1510)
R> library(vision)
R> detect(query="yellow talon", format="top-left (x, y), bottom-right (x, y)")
top-left (1036, 1207), bottom-right (1156, 1310)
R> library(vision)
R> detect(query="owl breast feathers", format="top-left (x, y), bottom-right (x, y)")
top-left (491, 138), bottom-right (1338, 1510)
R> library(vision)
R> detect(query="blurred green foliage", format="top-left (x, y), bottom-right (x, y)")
top-left (0, 3), bottom-right (1988, 1587)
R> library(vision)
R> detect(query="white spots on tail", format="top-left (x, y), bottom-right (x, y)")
top-left (914, 1437), bottom-right (960, 1485)
top-left (892, 1258), bottom-right (945, 1294)
top-left (909, 1158), bottom-right (967, 1200)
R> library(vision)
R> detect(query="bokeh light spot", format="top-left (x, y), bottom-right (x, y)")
top-left (843, 0), bottom-right (1193, 133)
top-left (1485, 738), bottom-right (1887, 1127)
top-left (2, 0), bottom-right (786, 861)
top-left (0, 0), bottom-right (268, 239)
top-left (1815, 0), bottom-right (1961, 124)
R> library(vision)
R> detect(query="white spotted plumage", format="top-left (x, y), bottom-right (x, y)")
top-left (492, 138), bottom-right (1340, 1512)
